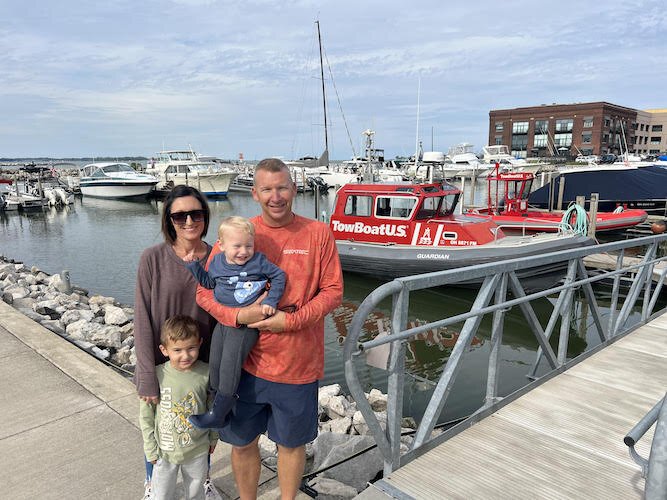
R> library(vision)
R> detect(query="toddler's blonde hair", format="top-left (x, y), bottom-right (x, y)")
top-left (218, 216), bottom-right (255, 241)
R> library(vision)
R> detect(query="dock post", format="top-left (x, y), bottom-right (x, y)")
top-left (588, 193), bottom-right (599, 237)
top-left (557, 176), bottom-right (566, 210)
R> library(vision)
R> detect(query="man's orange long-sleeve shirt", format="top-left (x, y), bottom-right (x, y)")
top-left (196, 214), bottom-right (343, 384)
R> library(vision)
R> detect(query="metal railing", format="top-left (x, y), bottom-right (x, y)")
top-left (343, 233), bottom-right (667, 476)
top-left (625, 393), bottom-right (667, 499)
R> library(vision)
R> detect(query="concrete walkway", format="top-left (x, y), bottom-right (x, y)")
top-left (0, 300), bottom-right (304, 499)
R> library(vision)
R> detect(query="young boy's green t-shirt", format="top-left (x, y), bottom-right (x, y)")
top-left (139, 360), bottom-right (217, 464)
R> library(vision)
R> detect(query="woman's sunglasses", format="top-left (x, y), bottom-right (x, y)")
top-left (170, 209), bottom-right (206, 224)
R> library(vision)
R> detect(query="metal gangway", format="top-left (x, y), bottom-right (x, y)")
top-left (344, 233), bottom-right (667, 498)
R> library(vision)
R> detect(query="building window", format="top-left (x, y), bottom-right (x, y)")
top-left (582, 132), bottom-right (592, 144)
top-left (604, 116), bottom-right (611, 127)
top-left (554, 133), bottom-right (572, 147)
top-left (583, 116), bottom-right (593, 128)
top-left (495, 122), bottom-right (504, 132)
top-left (511, 135), bottom-right (528, 150)
top-left (494, 136), bottom-right (502, 145)
top-left (535, 120), bottom-right (549, 134)
top-left (533, 135), bottom-right (548, 147)
top-left (555, 119), bottom-right (573, 132)
top-left (603, 134), bottom-right (609, 144)
top-left (650, 149), bottom-right (660, 154)
top-left (652, 125), bottom-right (663, 132)
top-left (650, 137), bottom-right (661, 145)
top-left (512, 121), bottom-right (528, 134)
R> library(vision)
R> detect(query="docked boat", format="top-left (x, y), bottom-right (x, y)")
top-left (528, 165), bottom-right (667, 216)
top-left (329, 181), bottom-right (595, 282)
top-left (79, 162), bottom-right (158, 199)
top-left (146, 150), bottom-right (238, 197)
top-left (3, 192), bottom-right (46, 211)
top-left (465, 168), bottom-right (648, 233)
top-left (481, 145), bottom-right (552, 174)
top-left (0, 179), bottom-right (11, 210)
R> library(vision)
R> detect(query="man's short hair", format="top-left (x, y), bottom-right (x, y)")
top-left (254, 158), bottom-right (289, 179)
top-left (160, 315), bottom-right (200, 345)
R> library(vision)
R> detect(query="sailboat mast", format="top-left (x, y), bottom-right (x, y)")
top-left (316, 20), bottom-right (329, 154)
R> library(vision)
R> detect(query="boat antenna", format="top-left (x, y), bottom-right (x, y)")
top-left (414, 75), bottom-right (421, 171)
top-left (316, 20), bottom-right (329, 157)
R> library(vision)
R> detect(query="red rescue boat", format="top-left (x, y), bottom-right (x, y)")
top-left (465, 165), bottom-right (647, 233)
top-left (329, 180), bottom-right (594, 283)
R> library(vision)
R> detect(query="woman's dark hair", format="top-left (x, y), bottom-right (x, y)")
top-left (161, 185), bottom-right (210, 244)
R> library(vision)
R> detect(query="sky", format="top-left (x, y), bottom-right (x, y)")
top-left (1, 0), bottom-right (666, 160)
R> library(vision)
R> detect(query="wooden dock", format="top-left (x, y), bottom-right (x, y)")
top-left (357, 312), bottom-right (667, 499)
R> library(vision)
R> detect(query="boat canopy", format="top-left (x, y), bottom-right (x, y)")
top-left (529, 166), bottom-right (667, 207)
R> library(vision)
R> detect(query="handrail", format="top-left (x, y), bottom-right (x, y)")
top-left (343, 233), bottom-right (667, 477)
top-left (625, 393), bottom-right (667, 499)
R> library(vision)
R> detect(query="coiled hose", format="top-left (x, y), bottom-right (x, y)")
top-left (560, 204), bottom-right (589, 235)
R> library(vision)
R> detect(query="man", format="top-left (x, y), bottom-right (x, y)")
top-left (196, 158), bottom-right (343, 499)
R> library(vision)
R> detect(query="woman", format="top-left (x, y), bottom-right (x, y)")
top-left (134, 185), bottom-right (218, 499)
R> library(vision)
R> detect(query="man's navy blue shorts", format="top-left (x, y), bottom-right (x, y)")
top-left (218, 370), bottom-right (319, 448)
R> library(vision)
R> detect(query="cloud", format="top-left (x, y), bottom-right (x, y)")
top-left (0, 0), bottom-right (665, 157)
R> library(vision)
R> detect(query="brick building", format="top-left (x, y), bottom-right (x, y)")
top-left (488, 102), bottom-right (667, 159)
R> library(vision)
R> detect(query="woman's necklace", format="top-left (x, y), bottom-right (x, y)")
top-left (173, 240), bottom-right (206, 260)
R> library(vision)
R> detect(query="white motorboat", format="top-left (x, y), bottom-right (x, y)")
top-left (446, 143), bottom-right (493, 177)
top-left (481, 145), bottom-right (552, 174)
top-left (79, 162), bottom-right (158, 199)
top-left (146, 150), bottom-right (238, 197)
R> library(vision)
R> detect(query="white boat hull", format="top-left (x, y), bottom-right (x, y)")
top-left (336, 232), bottom-right (594, 284)
top-left (158, 172), bottom-right (238, 197)
top-left (79, 181), bottom-right (157, 199)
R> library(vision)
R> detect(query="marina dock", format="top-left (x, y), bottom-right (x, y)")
top-left (357, 312), bottom-right (667, 499)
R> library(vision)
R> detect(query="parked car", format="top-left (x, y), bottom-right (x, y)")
top-left (599, 154), bottom-right (617, 164)
top-left (575, 154), bottom-right (598, 163)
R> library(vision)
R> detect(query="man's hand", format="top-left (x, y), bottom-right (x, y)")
top-left (248, 310), bottom-right (287, 332)
top-left (236, 292), bottom-right (269, 325)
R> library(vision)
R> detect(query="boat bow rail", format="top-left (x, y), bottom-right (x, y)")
top-left (343, 233), bottom-right (667, 478)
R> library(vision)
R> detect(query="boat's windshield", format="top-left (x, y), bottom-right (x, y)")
top-left (375, 196), bottom-right (416, 219)
top-left (415, 194), bottom-right (459, 219)
top-left (189, 164), bottom-right (213, 172)
top-left (159, 152), bottom-right (196, 161)
top-left (102, 163), bottom-right (134, 173)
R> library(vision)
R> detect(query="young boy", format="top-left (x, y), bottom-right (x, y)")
top-left (139, 315), bottom-right (218, 500)
top-left (185, 216), bottom-right (286, 429)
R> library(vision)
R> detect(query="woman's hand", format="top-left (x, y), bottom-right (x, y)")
top-left (139, 395), bottom-right (159, 405)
